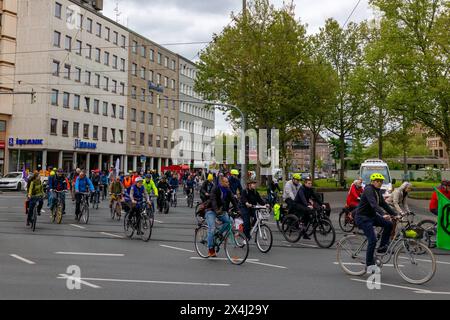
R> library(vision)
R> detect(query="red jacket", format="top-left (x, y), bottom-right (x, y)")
top-left (429, 187), bottom-right (450, 211)
top-left (346, 184), bottom-right (363, 208)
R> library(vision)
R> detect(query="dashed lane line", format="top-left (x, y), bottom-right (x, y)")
top-left (10, 254), bottom-right (36, 265)
top-left (57, 274), bottom-right (101, 289)
top-left (54, 252), bottom-right (124, 257)
top-left (100, 232), bottom-right (124, 239)
top-left (70, 224), bottom-right (86, 229)
top-left (160, 244), bottom-right (195, 253)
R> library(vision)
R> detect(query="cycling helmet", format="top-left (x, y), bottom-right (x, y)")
top-left (207, 173), bottom-right (214, 181)
top-left (230, 169), bottom-right (239, 175)
top-left (50, 171), bottom-right (56, 176)
top-left (370, 173), bottom-right (385, 181)
top-left (145, 174), bottom-right (152, 179)
top-left (135, 177), bottom-right (143, 183)
top-left (292, 173), bottom-right (301, 180)
top-left (57, 168), bottom-right (64, 173)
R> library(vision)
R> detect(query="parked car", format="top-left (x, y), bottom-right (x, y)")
top-left (0, 172), bottom-right (27, 191)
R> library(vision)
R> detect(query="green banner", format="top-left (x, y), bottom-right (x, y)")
top-left (434, 187), bottom-right (450, 250)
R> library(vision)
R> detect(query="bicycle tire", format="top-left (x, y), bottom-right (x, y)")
top-left (51, 206), bottom-right (57, 223)
top-left (255, 224), bottom-right (273, 253)
top-left (148, 206), bottom-right (154, 227)
top-left (336, 234), bottom-right (367, 276)
top-left (81, 203), bottom-right (89, 224)
top-left (56, 204), bottom-right (63, 224)
top-left (281, 214), bottom-right (302, 243)
top-left (194, 225), bottom-right (209, 258)
top-left (123, 212), bottom-right (135, 238)
top-left (140, 214), bottom-right (152, 242)
top-left (224, 230), bottom-right (249, 265)
top-left (164, 200), bottom-right (170, 214)
top-left (110, 201), bottom-right (116, 219)
top-left (313, 219), bottom-right (336, 248)
top-left (417, 219), bottom-right (437, 249)
top-left (32, 207), bottom-right (37, 232)
top-left (116, 203), bottom-right (122, 220)
top-left (339, 210), bottom-right (355, 233)
top-left (394, 239), bottom-right (436, 284)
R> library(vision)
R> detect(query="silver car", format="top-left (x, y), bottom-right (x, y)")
top-left (0, 172), bottom-right (27, 191)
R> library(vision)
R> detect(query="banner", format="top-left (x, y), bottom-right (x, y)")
top-left (435, 187), bottom-right (450, 250)
top-left (115, 158), bottom-right (120, 178)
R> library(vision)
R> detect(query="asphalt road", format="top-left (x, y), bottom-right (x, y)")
top-left (1, 190), bottom-right (449, 300)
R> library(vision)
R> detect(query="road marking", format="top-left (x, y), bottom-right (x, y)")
top-left (57, 274), bottom-right (101, 289)
top-left (247, 261), bottom-right (288, 269)
top-left (154, 220), bottom-right (164, 223)
top-left (100, 232), bottom-right (124, 239)
top-left (350, 278), bottom-right (431, 294)
top-left (189, 257), bottom-right (260, 262)
top-left (333, 262), bottom-right (404, 267)
top-left (58, 276), bottom-right (230, 287)
top-left (70, 224), bottom-right (86, 229)
top-left (160, 244), bottom-right (194, 253)
top-left (399, 256), bottom-right (450, 265)
top-left (282, 241), bottom-right (318, 248)
top-left (10, 254), bottom-right (36, 265)
top-left (54, 252), bottom-right (124, 257)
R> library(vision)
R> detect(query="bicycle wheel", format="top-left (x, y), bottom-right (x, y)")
top-left (224, 230), bottom-right (249, 265)
top-left (394, 240), bottom-right (436, 285)
top-left (336, 234), bottom-right (367, 276)
top-left (194, 225), bottom-right (209, 258)
top-left (147, 206), bottom-right (154, 227)
top-left (110, 201), bottom-right (116, 219)
top-left (81, 204), bottom-right (89, 224)
top-left (417, 219), bottom-right (437, 248)
top-left (164, 200), bottom-right (170, 214)
top-left (174, 196), bottom-right (177, 207)
top-left (140, 214), bottom-right (152, 242)
top-left (31, 207), bottom-right (37, 232)
top-left (95, 194), bottom-right (99, 210)
top-left (339, 210), bottom-right (355, 233)
top-left (314, 219), bottom-right (336, 248)
top-left (255, 224), bottom-right (273, 253)
top-left (56, 204), bottom-right (63, 224)
top-left (123, 213), bottom-right (135, 238)
top-left (116, 203), bottom-right (122, 220)
top-left (281, 214), bottom-right (302, 243)
top-left (51, 206), bottom-right (57, 223)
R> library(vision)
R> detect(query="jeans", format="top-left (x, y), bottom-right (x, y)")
top-left (239, 206), bottom-right (255, 239)
top-left (355, 214), bottom-right (393, 266)
top-left (51, 191), bottom-right (66, 214)
top-left (28, 197), bottom-right (43, 222)
top-left (205, 210), bottom-right (231, 249)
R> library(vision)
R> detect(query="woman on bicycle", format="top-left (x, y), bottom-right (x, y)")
top-left (354, 173), bottom-right (398, 274)
top-left (49, 169), bottom-right (70, 215)
top-left (344, 178), bottom-right (364, 220)
top-left (429, 179), bottom-right (450, 216)
top-left (27, 172), bottom-right (44, 226)
top-left (239, 180), bottom-right (267, 240)
top-left (109, 176), bottom-right (124, 208)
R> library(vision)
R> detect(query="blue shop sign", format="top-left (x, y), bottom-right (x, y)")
top-left (148, 81), bottom-right (164, 93)
top-left (74, 139), bottom-right (97, 150)
top-left (9, 137), bottom-right (44, 147)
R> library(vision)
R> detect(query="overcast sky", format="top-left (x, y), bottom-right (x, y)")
top-left (102, 0), bottom-right (374, 133)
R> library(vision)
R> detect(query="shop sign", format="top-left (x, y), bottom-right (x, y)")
top-left (74, 139), bottom-right (97, 150)
top-left (8, 137), bottom-right (44, 147)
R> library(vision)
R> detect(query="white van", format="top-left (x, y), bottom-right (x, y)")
top-left (359, 159), bottom-right (395, 196)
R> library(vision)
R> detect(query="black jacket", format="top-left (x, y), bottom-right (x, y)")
top-left (207, 185), bottom-right (239, 213)
top-left (240, 189), bottom-right (265, 207)
top-left (356, 184), bottom-right (397, 219)
top-left (294, 185), bottom-right (323, 209)
top-left (200, 181), bottom-right (214, 201)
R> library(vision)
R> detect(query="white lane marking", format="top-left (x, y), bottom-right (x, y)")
top-left (333, 262), bottom-right (404, 267)
top-left (58, 276), bottom-right (230, 287)
top-left (57, 274), bottom-right (101, 289)
top-left (100, 232), bottom-right (124, 239)
top-left (350, 278), bottom-right (431, 294)
top-left (154, 220), bottom-right (164, 223)
top-left (54, 252), bottom-right (124, 257)
top-left (10, 254), bottom-right (36, 265)
top-left (160, 244), bottom-right (194, 253)
top-left (415, 290), bottom-right (450, 295)
top-left (70, 224), bottom-right (86, 229)
top-left (41, 210), bottom-right (46, 213)
top-left (399, 256), bottom-right (450, 265)
top-left (282, 241), bottom-right (318, 248)
top-left (247, 261), bottom-right (288, 269)
top-left (189, 257), bottom-right (260, 262)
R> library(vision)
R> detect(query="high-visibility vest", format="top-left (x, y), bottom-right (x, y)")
top-left (123, 177), bottom-right (132, 188)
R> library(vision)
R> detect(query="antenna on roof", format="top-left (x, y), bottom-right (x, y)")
top-left (114, 0), bottom-right (122, 23)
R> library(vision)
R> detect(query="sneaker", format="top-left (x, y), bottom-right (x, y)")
top-left (208, 248), bottom-right (217, 257)
top-left (377, 245), bottom-right (388, 254)
top-left (366, 265), bottom-right (378, 274)
top-left (26, 221), bottom-right (30, 226)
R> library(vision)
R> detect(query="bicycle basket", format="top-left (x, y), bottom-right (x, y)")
top-left (257, 208), bottom-right (270, 221)
top-left (403, 226), bottom-right (424, 239)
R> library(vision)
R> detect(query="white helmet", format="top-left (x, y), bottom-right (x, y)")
top-left (135, 177), bottom-right (143, 183)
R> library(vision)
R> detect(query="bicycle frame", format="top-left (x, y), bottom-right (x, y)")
top-left (250, 207), bottom-right (269, 237)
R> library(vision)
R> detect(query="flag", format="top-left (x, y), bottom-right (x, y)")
top-left (115, 158), bottom-right (120, 178)
top-left (22, 164), bottom-right (28, 182)
top-left (434, 187), bottom-right (450, 250)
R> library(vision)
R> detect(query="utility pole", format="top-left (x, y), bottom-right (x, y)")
top-left (243, 0), bottom-right (247, 13)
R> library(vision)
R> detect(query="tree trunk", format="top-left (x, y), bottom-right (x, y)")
top-left (256, 160), bottom-right (261, 185)
top-left (310, 132), bottom-right (317, 184)
top-left (339, 134), bottom-right (346, 187)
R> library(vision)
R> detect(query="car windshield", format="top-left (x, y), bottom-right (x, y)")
top-left (4, 173), bottom-right (21, 178)
top-left (360, 167), bottom-right (391, 185)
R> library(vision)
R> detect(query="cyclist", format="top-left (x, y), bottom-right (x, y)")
top-left (229, 169), bottom-right (243, 197)
top-left (205, 176), bottom-right (239, 257)
top-left (169, 174), bottom-right (179, 199)
top-left (293, 176), bottom-right (326, 239)
top-left (157, 176), bottom-right (170, 211)
top-left (25, 171), bottom-right (38, 215)
top-left (267, 177), bottom-right (281, 207)
top-left (386, 181), bottom-right (412, 216)
top-left (185, 175), bottom-right (196, 200)
top-left (354, 173), bottom-right (398, 274)
top-left (345, 178), bottom-right (364, 220)
top-left (74, 170), bottom-right (95, 220)
top-left (47, 170), bottom-right (56, 208)
top-left (429, 179), bottom-right (450, 216)
top-left (143, 174), bottom-right (158, 211)
top-left (100, 170), bottom-right (109, 200)
top-left (128, 177), bottom-right (151, 233)
top-left (131, 171), bottom-right (140, 185)
top-left (200, 174), bottom-right (215, 203)
top-left (123, 172), bottom-right (133, 189)
top-left (27, 172), bottom-right (44, 226)
top-left (90, 170), bottom-right (101, 204)
top-left (49, 169), bottom-right (70, 215)
top-left (282, 173), bottom-right (302, 210)
top-left (109, 176), bottom-right (124, 209)
top-left (240, 179), bottom-right (267, 240)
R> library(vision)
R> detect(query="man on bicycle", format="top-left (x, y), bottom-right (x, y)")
top-left (100, 170), bottom-right (109, 200)
top-left (205, 176), bottom-right (239, 257)
top-left (429, 179), bottom-right (450, 216)
top-left (49, 169), bottom-right (70, 215)
top-left (109, 176), bottom-right (124, 208)
top-left (90, 170), bottom-right (101, 203)
top-left (169, 174), bottom-right (179, 198)
top-left (354, 173), bottom-right (398, 274)
top-left (267, 177), bottom-right (281, 207)
top-left (240, 180), bottom-right (267, 240)
top-left (200, 174), bottom-right (214, 203)
top-left (74, 170), bottom-right (95, 219)
top-left (143, 174), bottom-right (158, 211)
top-left (157, 176), bottom-right (170, 210)
top-left (185, 175), bottom-right (195, 200)
top-left (128, 177), bottom-right (151, 232)
top-left (27, 172), bottom-right (45, 226)
top-left (282, 173), bottom-right (302, 210)
top-left (229, 169), bottom-right (243, 197)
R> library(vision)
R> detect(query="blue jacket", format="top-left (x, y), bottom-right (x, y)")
top-left (186, 179), bottom-right (195, 188)
top-left (100, 175), bottom-right (108, 185)
top-left (75, 176), bottom-right (95, 193)
top-left (169, 177), bottom-right (179, 188)
top-left (229, 176), bottom-right (242, 195)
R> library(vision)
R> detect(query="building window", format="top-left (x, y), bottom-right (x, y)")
top-left (103, 77), bottom-right (109, 91)
top-left (75, 40), bottom-right (82, 55)
top-left (104, 51), bottom-right (109, 65)
top-left (51, 119), bottom-right (58, 135)
top-left (113, 31), bottom-right (118, 45)
top-left (141, 67), bottom-right (146, 79)
top-left (63, 64), bottom-right (70, 79)
top-left (93, 99), bottom-right (99, 114)
top-left (164, 137), bottom-right (168, 149)
top-left (96, 23), bottom-right (102, 37)
top-left (132, 63), bottom-right (137, 76)
top-left (85, 71), bottom-right (91, 85)
top-left (171, 139), bottom-right (175, 149)
top-left (131, 108), bottom-right (136, 122)
top-left (170, 118), bottom-right (175, 129)
top-left (103, 102), bottom-right (108, 116)
top-left (120, 58), bottom-right (125, 72)
top-left (171, 79), bottom-right (175, 90)
top-left (112, 55), bottom-right (118, 69)
top-left (74, 94), bottom-right (80, 110)
top-left (119, 130), bottom-right (124, 143)
top-left (93, 125), bottom-right (98, 140)
top-left (164, 96), bottom-right (169, 109)
top-left (164, 76), bottom-right (168, 88)
top-left (164, 117), bottom-right (168, 128)
top-left (55, 2), bottom-right (62, 19)
top-left (76, 13), bottom-right (83, 30)
top-left (111, 104), bottom-right (117, 118)
top-left (130, 131), bottom-right (136, 145)
top-left (66, 7), bottom-right (74, 24)
top-left (157, 53), bottom-right (162, 65)
top-left (141, 45), bottom-right (146, 57)
top-left (52, 60), bottom-right (60, 76)
top-left (172, 100), bottom-right (176, 110)
top-left (120, 83), bottom-right (125, 96)
top-left (53, 31), bottom-right (61, 47)
top-left (86, 18), bottom-right (93, 33)
top-left (164, 56), bottom-right (169, 68)
top-left (119, 106), bottom-right (124, 119)
top-left (95, 74), bottom-right (100, 88)
top-left (132, 41), bottom-right (137, 54)
top-left (131, 86), bottom-right (137, 99)
top-left (65, 35), bottom-right (72, 51)
top-left (73, 122), bottom-right (79, 137)
top-left (140, 132), bottom-right (145, 146)
top-left (105, 27), bottom-right (110, 41)
top-left (83, 124), bottom-right (89, 139)
top-left (141, 88), bottom-right (146, 101)
top-left (156, 135), bottom-right (161, 148)
top-left (156, 115), bottom-right (161, 127)
top-left (148, 112), bottom-right (153, 125)
top-left (149, 91), bottom-right (154, 104)
top-left (75, 67), bottom-right (81, 82)
top-left (86, 43), bottom-right (92, 59)
top-left (148, 134), bottom-right (153, 147)
top-left (95, 48), bottom-right (101, 62)
top-left (61, 121), bottom-right (69, 136)
top-left (111, 128), bottom-right (116, 143)
top-left (121, 35), bottom-right (126, 49)
top-left (51, 89), bottom-right (59, 106)
top-left (63, 92), bottom-right (70, 108)
top-left (112, 80), bottom-right (117, 93)
top-left (140, 111), bottom-right (145, 124)
top-left (102, 127), bottom-right (107, 142)
top-left (84, 97), bottom-right (90, 112)
top-left (156, 73), bottom-right (161, 85)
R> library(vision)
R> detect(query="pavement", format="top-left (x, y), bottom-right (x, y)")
top-left (1, 190), bottom-right (449, 300)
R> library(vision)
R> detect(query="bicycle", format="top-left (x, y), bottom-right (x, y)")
top-left (158, 189), bottom-right (170, 214)
top-left (91, 187), bottom-right (100, 210)
top-left (336, 215), bottom-right (436, 284)
top-left (76, 192), bottom-right (90, 224)
top-left (194, 210), bottom-right (249, 265)
top-left (187, 188), bottom-right (194, 208)
top-left (51, 190), bottom-right (67, 224)
top-left (282, 207), bottom-right (336, 248)
top-left (339, 207), bottom-right (356, 233)
top-left (124, 200), bottom-right (153, 242)
top-left (170, 188), bottom-right (177, 207)
top-left (249, 205), bottom-right (273, 253)
top-left (110, 193), bottom-right (123, 220)
top-left (29, 196), bottom-right (43, 232)
top-left (417, 218), bottom-right (437, 249)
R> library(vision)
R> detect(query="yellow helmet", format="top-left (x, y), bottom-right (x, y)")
top-left (370, 173), bottom-right (385, 181)
top-left (230, 169), bottom-right (239, 176)
top-left (292, 173), bottom-right (301, 180)
top-left (50, 171), bottom-right (56, 176)
top-left (207, 174), bottom-right (214, 181)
